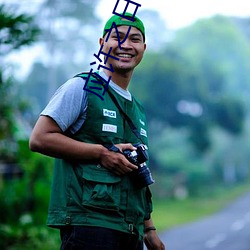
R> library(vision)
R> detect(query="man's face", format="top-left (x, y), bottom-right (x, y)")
top-left (100, 25), bottom-right (146, 74)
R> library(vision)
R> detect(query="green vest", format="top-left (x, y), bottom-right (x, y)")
top-left (47, 73), bottom-right (152, 239)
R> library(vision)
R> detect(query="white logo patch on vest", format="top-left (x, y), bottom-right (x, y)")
top-left (140, 119), bottom-right (145, 126)
top-left (103, 109), bottom-right (116, 118)
top-left (102, 124), bottom-right (117, 133)
top-left (140, 128), bottom-right (147, 137)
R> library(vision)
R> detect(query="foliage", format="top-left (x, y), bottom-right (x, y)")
top-left (18, 62), bottom-right (69, 115)
top-left (19, 0), bottom-right (102, 111)
top-left (0, 4), bottom-right (39, 55)
top-left (0, 75), bottom-right (17, 161)
top-left (211, 96), bottom-right (245, 134)
top-left (0, 75), bottom-right (15, 140)
top-left (133, 15), bottom-right (249, 153)
top-left (0, 140), bottom-right (57, 249)
top-left (37, 0), bottom-right (100, 65)
top-left (234, 17), bottom-right (250, 41)
top-left (130, 15), bottom-right (250, 198)
top-left (0, 224), bottom-right (60, 250)
top-left (0, 3), bottom-right (40, 161)
top-left (0, 141), bottom-right (53, 224)
top-left (174, 15), bottom-right (250, 99)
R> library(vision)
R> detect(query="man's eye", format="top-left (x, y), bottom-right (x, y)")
top-left (132, 38), bottom-right (141, 42)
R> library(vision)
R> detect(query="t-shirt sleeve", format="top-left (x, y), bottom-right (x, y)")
top-left (41, 77), bottom-right (87, 133)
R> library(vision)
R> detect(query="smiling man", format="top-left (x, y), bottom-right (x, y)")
top-left (101, 14), bottom-right (146, 87)
top-left (29, 12), bottom-right (165, 250)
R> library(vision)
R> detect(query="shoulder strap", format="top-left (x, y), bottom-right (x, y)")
top-left (107, 89), bottom-right (142, 141)
top-left (75, 72), bottom-right (144, 143)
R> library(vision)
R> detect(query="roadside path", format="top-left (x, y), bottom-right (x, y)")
top-left (160, 192), bottom-right (250, 250)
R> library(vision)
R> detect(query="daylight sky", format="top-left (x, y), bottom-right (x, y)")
top-left (1, 0), bottom-right (250, 29)
top-left (98, 0), bottom-right (250, 29)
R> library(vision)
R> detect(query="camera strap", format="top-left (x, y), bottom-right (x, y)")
top-left (75, 72), bottom-right (144, 144)
top-left (107, 88), bottom-right (144, 143)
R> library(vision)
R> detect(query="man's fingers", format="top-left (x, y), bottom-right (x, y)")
top-left (115, 143), bottom-right (137, 152)
top-left (113, 157), bottom-right (138, 174)
top-left (100, 144), bottom-right (138, 175)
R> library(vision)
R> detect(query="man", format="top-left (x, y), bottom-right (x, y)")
top-left (29, 12), bottom-right (165, 250)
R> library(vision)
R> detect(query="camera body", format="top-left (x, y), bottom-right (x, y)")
top-left (123, 143), bottom-right (154, 188)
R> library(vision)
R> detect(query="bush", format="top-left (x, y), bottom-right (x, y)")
top-left (0, 140), bottom-right (58, 249)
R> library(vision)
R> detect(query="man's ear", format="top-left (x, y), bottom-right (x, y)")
top-left (99, 37), bottom-right (104, 46)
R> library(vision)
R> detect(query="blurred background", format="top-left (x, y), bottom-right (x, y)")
top-left (1, 0), bottom-right (250, 249)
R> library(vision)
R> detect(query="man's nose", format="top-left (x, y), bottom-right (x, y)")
top-left (120, 39), bottom-right (132, 50)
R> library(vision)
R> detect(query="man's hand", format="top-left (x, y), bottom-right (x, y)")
top-left (99, 143), bottom-right (138, 175)
top-left (144, 230), bottom-right (165, 250)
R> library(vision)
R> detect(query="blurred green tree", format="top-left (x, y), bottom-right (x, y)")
top-left (132, 15), bottom-right (249, 153)
top-left (0, 4), bottom-right (39, 56)
top-left (18, 0), bottom-right (102, 114)
top-left (0, 3), bottom-right (39, 161)
top-left (130, 15), bottom-right (250, 195)
top-left (0, 6), bottom-right (57, 249)
top-left (36, 0), bottom-right (101, 100)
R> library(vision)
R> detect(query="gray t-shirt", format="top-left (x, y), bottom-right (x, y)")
top-left (41, 70), bottom-right (132, 134)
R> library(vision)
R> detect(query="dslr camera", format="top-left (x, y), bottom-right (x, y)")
top-left (123, 143), bottom-right (154, 188)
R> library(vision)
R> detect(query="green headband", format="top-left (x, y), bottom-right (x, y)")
top-left (103, 12), bottom-right (145, 41)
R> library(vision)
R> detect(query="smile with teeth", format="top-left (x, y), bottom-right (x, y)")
top-left (117, 53), bottom-right (133, 58)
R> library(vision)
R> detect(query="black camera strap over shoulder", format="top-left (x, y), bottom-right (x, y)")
top-left (75, 72), bottom-right (144, 144)
top-left (107, 88), bottom-right (143, 142)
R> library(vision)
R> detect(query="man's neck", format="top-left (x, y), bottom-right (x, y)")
top-left (103, 69), bottom-right (133, 90)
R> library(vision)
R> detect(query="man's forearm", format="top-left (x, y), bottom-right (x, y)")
top-left (29, 115), bottom-right (106, 160)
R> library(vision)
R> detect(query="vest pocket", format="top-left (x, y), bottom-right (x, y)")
top-left (81, 164), bottom-right (122, 211)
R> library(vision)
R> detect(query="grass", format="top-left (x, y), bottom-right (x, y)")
top-left (151, 183), bottom-right (250, 232)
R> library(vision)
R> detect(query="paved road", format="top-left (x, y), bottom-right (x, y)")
top-left (160, 192), bottom-right (250, 250)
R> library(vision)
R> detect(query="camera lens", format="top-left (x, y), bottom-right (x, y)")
top-left (123, 143), bottom-right (154, 188)
top-left (136, 164), bottom-right (155, 188)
